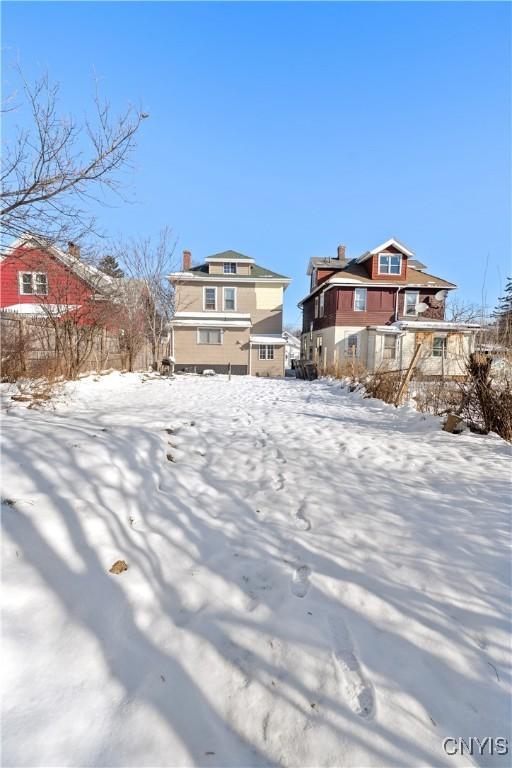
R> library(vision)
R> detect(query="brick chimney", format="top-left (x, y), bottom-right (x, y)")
top-left (68, 242), bottom-right (80, 259)
top-left (337, 244), bottom-right (346, 261)
top-left (182, 250), bottom-right (192, 271)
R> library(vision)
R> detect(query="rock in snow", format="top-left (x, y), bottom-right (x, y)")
top-left (1, 372), bottom-right (511, 767)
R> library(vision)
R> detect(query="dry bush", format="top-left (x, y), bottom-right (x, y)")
top-left (321, 359), bottom-right (367, 381)
top-left (412, 380), bottom-right (463, 415)
top-left (363, 369), bottom-right (402, 404)
top-left (459, 353), bottom-right (512, 441)
top-left (1, 321), bottom-right (33, 381)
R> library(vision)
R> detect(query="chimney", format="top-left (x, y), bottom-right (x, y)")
top-left (337, 244), bottom-right (346, 261)
top-left (182, 250), bottom-right (192, 271)
top-left (68, 242), bottom-right (80, 259)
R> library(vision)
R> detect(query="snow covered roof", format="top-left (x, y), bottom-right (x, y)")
top-left (1, 303), bottom-right (79, 316)
top-left (250, 334), bottom-right (287, 345)
top-left (394, 320), bottom-right (481, 331)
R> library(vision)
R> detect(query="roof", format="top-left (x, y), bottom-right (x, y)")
top-left (298, 265), bottom-right (456, 307)
top-left (2, 234), bottom-right (115, 292)
top-left (182, 262), bottom-right (290, 280)
top-left (206, 250), bottom-right (254, 262)
top-left (250, 334), bottom-right (286, 345)
top-left (357, 237), bottom-right (415, 263)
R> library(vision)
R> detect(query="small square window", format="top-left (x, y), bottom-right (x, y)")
top-left (378, 253), bottom-right (402, 275)
top-left (223, 263), bottom-right (237, 274)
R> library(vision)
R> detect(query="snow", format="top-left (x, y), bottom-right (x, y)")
top-left (2, 373), bottom-right (511, 767)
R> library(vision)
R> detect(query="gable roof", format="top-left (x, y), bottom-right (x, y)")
top-left (205, 250), bottom-right (255, 263)
top-left (356, 237), bottom-right (414, 264)
top-left (186, 262), bottom-right (290, 280)
top-left (2, 234), bottom-right (115, 292)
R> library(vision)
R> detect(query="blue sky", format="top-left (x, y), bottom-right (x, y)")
top-left (2, 1), bottom-right (510, 325)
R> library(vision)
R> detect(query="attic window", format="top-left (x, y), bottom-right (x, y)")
top-left (223, 263), bottom-right (237, 274)
top-left (378, 253), bottom-right (401, 275)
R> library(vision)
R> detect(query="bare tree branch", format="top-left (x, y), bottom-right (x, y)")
top-left (1, 65), bottom-right (147, 248)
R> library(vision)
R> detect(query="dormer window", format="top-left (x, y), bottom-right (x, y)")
top-left (223, 262), bottom-right (237, 274)
top-left (378, 253), bottom-right (401, 275)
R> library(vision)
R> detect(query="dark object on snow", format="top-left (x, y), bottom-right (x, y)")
top-left (109, 560), bottom-right (128, 574)
top-left (160, 357), bottom-right (174, 376)
top-left (294, 360), bottom-right (318, 381)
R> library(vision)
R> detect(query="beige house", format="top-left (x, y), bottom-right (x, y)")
top-left (169, 250), bottom-right (291, 376)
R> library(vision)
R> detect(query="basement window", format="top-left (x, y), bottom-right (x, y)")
top-left (19, 272), bottom-right (48, 296)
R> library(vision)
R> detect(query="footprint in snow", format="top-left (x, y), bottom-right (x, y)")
top-left (291, 565), bottom-right (311, 598)
top-left (328, 615), bottom-right (375, 719)
top-left (294, 502), bottom-right (311, 531)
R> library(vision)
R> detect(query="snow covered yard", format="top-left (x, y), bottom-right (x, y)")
top-left (2, 373), bottom-right (511, 768)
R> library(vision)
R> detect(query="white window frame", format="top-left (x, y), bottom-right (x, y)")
top-left (18, 271), bottom-right (48, 296)
top-left (197, 328), bottom-right (223, 345)
top-left (259, 345), bottom-right (275, 360)
top-left (319, 292), bottom-right (325, 317)
top-left (378, 253), bottom-right (402, 275)
top-left (383, 334), bottom-right (398, 360)
top-left (223, 286), bottom-right (237, 311)
top-left (314, 296), bottom-right (319, 318)
top-left (309, 321), bottom-right (313, 341)
top-left (203, 286), bottom-right (217, 311)
top-left (354, 287), bottom-right (367, 311)
top-left (432, 336), bottom-right (448, 358)
top-left (223, 262), bottom-right (237, 274)
top-left (404, 290), bottom-right (419, 316)
top-left (345, 333), bottom-right (359, 357)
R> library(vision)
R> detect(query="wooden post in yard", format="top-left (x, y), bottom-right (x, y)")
top-left (228, 361), bottom-right (232, 381)
top-left (351, 344), bottom-right (356, 378)
top-left (395, 342), bottom-right (423, 407)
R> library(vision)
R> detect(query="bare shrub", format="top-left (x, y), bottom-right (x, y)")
top-left (363, 369), bottom-right (401, 405)
top-left (459, 353), bottom-right (512, 441)
top-left (412, 380), bottom-right (463, 415)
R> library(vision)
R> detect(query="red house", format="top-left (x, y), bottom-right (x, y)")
top-left (0, 235), bottom-right (115, 323)
top-left (298, 237), bottom-right (480, 377)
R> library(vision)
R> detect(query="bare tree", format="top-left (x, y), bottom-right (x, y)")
top-left (111, 228), bottom-right (177, 368)
top-left (1, 65), bottom-right (147, 248)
